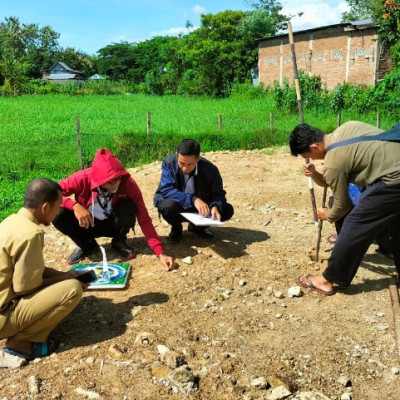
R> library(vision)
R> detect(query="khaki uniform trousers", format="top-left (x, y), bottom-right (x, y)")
top-left (0, 279), bottom-right (83, 343)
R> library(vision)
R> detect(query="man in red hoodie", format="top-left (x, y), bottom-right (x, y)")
top-left (53, 149), bottom-right (174, 270)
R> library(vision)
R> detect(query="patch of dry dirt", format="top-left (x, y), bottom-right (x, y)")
top-left (1, 148), bottom-right (399, 399)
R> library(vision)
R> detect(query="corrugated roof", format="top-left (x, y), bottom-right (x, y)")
top-left (46, 73), bottom-right (79, 80)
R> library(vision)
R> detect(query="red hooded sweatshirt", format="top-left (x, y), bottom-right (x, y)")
top-left (59, 148), bottom-right (164, 256)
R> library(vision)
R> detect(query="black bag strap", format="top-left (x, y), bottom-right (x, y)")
top-left (326, 124), bottom-right (400, 152)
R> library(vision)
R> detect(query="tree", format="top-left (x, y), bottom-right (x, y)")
top-left (183, 10), bottom-right (251, 96)
top-left (0, 17), bottom-right (60, 78)
top-left (96, 36), bottom-right (182, 92)
top-left (0, 54), bottom-right (30, 93)
top-left (96, 42), bottom-right (137, 80)
top-left (341, 0), bottom-right (375, 22)
top-left (238, 0), bottom-right (290, 40)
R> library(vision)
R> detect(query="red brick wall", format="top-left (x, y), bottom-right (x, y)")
top-left (258, 25), bottom-right (379, 90)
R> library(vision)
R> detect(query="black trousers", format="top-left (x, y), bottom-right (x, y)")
top-left (156, 199), bottom-right (234, 230)
top-left (335, 208), bottom-right (393, 254)
top-left (53, 199), bottom-right (137, 251)
top-left (323, 181), bottom-right (400, 287)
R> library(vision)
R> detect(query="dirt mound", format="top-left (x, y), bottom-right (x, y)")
top-left (1, 148), bottom-right (399, 399)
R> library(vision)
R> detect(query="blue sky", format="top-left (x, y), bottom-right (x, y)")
top-left (0, 0), bottom-right (350, 55)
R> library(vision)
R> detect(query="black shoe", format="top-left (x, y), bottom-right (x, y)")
top-left (168, 227), bottom-right (182, 244)
top-left (112, 238), bottom-right (136, 259)
top-left (67, 241), bottom-right (99, 265)
top-left (188, 223), bottom-right (214, 239)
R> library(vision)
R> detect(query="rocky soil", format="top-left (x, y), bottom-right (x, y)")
top-left (1, 148), bottom-right (400, 400)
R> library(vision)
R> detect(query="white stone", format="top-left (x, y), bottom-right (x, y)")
top-left (288, 286), bottom-right (303, 298)
top-left (182, 256), bottom-right (194, 265)
top-left (250, 376), bottom-right (268, 390)
top-left (157, 345), bottom-right (170, 356)
top-left (0, 350), bottom-right (27, 368)
top-left (266, 385), bottom-right (292, 400)
top-left (28, 376), bottom-right (40, 395)
top-left (74, 387), bottom-right (101, 399)
top-left (299, 391), bottom-right (332, 400)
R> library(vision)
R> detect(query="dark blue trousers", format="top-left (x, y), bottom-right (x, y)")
top-left (323, 181), bottom-right (400, 287)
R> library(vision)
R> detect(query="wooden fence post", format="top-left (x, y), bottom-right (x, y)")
top-left (270, 112), bottom-right (274, 132)
top-left (76, 115), bottom-right (83, 170)
top-left (377, 112), bottom-right (381, 128)
top-left (147, 111), bottom-right (151, 135)
top-left (218, 114), bottom-right (223, 131)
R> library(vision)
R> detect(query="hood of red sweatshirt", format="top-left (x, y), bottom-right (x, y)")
top-left (90, 148), bottom-right (130, 190)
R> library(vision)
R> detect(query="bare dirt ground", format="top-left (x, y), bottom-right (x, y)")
top-left (1, 148), bottom-right (400, 400)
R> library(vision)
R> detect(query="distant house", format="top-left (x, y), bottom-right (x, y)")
top-left (88, 74), bottom-right (106, 80)
top-left (42, 62), bottom-right (84, 84)
top-left (257, 20), bottom-right (392, 90)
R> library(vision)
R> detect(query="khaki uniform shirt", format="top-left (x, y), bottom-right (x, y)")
top-left (324, 121), bottom-right (400, 222)
top-left (0, 208), bottom-right (45, 313)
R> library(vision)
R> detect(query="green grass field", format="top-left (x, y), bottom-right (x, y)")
top-left (0, 94), bottom-right (396, 220)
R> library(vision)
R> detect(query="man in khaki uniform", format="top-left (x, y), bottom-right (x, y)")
top-left (0, 178), bottom-right (85, 361)
top-left (289, 121), bottom-right (400, 295)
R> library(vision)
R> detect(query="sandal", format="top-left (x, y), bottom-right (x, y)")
top-left (3, 337), bottom-right (59, 361)
top-left (298, 274), bottom-right (336, 296)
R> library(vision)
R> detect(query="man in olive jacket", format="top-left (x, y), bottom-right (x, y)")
top-left (289, 121), bottom-right (400, 296)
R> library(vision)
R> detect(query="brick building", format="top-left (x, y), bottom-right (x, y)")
top-left (257, 20), bottom-right (391, 90)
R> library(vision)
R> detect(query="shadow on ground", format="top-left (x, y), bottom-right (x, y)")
top-left (163, 226), bottom-right (270, 259)
top-left (54, 292), bottom-right (169, 350)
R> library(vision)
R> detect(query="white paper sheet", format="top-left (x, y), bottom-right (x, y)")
top-left (180, 212), bottom-right (224, 226)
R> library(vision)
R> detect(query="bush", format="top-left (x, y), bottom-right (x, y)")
top-left (230, 81), bottom-right (269, 99)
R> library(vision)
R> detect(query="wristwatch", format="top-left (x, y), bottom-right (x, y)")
top-left (158, 253), bottom-right (165, 258)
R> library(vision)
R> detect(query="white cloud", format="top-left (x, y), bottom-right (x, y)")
top-left (150, 26), bottom-right (199, 37)
top-left (193, 5), bottom-right (206, 16)
top-left (282, 1), bottom-right (351, 31)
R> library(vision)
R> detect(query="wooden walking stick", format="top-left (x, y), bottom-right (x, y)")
top-left (287, 22), bottom-right (320, 260)
top-left (316, 187), bottom-right (328, 261)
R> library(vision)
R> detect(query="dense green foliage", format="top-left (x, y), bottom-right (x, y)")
top-left (272, 69), bottom-right (400, 118)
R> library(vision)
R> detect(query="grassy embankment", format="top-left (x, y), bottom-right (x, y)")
top-left (0, 94), bottom-right (395, 220)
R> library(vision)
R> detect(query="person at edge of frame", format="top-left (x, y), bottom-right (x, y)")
top-left (289, 120), bottom-right (400, 296)
top-left (53, 148), bottom-right (175, 271)
top-left (153, 139), bottom-right (234, 244)
top-left (0, 178), bottom-right (86, 362)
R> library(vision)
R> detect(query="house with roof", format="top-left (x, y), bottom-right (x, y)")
top-left (257, 20), bottom-right (391, 90)
top-left (42, 62), bottom-right (84, 84)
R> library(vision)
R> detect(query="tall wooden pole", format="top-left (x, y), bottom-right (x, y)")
top-left (288, 22), bottom-right (319, 259)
